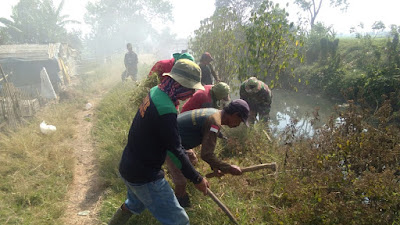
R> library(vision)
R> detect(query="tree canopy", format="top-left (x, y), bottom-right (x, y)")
top-left (84, 0), bottom-right (173, 55)
top-left (0, 0), bottom-right (80, 46)
top-left (190, 0), bottom-right (303, 89)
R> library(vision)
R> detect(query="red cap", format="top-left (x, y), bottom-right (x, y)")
top-left (200, 52), bottom-right (213, 62)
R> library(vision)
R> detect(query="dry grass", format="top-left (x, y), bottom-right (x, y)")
top-left (0, 59), bottom-right (123, 225)
top-left (0, 103), bottom-right (77, 225)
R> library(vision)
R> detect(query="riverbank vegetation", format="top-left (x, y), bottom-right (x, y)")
top-left (190, 0), bottom-right (400, 115)
top-left (95, 78), bottom-right (400, 224)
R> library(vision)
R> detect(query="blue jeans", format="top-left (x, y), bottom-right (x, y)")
top-left (123, 177), bottom-right (190, 225)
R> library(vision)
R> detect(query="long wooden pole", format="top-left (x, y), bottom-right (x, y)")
top-left (207, 188), bottom-right (239, 225)
top-left (241, 163), bottom-right (277, 173)
top-left (206, 162), bottom-right (277, 178)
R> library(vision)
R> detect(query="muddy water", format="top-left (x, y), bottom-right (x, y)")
top-left (230, 88), bottom-right (339, 137)
top-left (268, 89), bottom-right (339, 137)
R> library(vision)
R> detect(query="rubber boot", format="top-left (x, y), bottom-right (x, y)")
top-left (177, 194), bottom-right (191, 208)
top-left (175, 184), bottom-right (190, 208)
top-left (108, 204), bottom-right (133, 225)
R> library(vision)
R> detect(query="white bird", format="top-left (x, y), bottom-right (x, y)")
top-left (40, 121), bottom-right (57, 134)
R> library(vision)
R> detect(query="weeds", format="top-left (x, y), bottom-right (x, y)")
top-left (94, 69), bottom-right (400, 224)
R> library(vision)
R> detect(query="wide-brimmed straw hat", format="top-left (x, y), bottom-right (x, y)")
top-left (163, 59), bottom-right (205, 90)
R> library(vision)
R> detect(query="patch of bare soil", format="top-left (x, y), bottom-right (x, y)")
top-left (60, 97), bottom-right (105, 225)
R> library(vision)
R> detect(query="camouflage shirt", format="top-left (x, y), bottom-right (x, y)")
top-left (239, 78), bottom-right (272, 116)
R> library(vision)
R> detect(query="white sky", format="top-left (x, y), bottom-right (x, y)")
top-left (0, 0), bottom-right (399, 38)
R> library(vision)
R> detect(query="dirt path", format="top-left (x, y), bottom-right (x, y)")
top-left (60, 96), bottom-right (104, 225)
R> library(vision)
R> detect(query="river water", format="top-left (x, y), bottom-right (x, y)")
top-left (265, 89), bottom-right (340, 137)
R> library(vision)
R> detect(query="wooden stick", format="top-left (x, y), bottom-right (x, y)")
top-left (207, 188), bottom-right (239, 225)
top-left (262, 129), bottom-right (272, 142)
top-left (206, 162), bottom-right (277, 178)
top-left (241, 163), bottom-right (277, 173)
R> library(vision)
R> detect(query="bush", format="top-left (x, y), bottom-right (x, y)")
top-left (270, 100), bottom-right (400, 224)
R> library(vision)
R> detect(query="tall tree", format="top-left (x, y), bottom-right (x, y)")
top-left (189, 7), bottom-right (243, 83)
top-left (0, 0), bottom-right (80, 45)
top-left (190, 0), bottom-right (303, 89)
top-left (240, 0), bottom-right (303, 88)
top-left (294, 0), bottom-right (349, 29)
top-left (84, 0), bottom-right (173, 55)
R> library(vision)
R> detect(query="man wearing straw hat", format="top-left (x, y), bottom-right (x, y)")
top-left (109, 59), bottom-right (209, 225)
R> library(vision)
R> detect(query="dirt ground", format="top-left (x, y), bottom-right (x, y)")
top-left (59, 96), bottom-right (105, 225)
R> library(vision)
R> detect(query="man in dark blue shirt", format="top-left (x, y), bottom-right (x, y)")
top-left (109, 59), bottom-right (209, 225)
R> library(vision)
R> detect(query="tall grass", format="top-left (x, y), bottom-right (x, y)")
top-left (95, 72), bottom-right (400, 224)
top-left (94, 74), bottom-right (280, 224)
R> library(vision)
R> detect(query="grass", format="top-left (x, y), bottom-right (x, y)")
top-left (0, 102), bottom-right (77, 225)
top-left (0, 59), bottom-right (122, 225)
top-left (94, 67), bottom-right (400, 224)
top-left (93, 75), bottom-right (281, 224)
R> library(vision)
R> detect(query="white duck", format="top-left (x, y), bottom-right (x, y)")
top-left (40, 121), bottom-right (57, 134)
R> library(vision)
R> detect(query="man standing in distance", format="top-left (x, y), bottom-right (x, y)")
top-left (199, 52), bottom-right (220, 85)
top-left (122, 43), bottom-right (138, 81)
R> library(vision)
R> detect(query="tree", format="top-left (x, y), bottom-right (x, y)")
top-left (240, 0), bottom-right (304, 89)
top-left (215, 0), bottom-right (264, 23)
top-left (294, 0), bottom-right (349, 29)
top-left (0, 0), bottom-right (80, 45)
top-left (84, 0), bottom-right (172, 56)
top-left (190, 0), bottom-right (304, 89)
top-left (189, 7), bottom-right (244, 84)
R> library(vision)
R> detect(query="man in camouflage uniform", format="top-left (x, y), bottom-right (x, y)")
top-left (239, 77), bottom-right (272, 123)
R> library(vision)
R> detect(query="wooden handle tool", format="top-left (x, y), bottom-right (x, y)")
top-left (206, 162), bottom-right (277, 178)
top-left (207, 188), bottom-right (239, 225)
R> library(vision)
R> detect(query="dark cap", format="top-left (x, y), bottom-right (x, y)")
top-left (224, 99), bottom-right (250, 126)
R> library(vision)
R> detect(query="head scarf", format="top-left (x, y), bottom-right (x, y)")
top-left (158, 76), bottom-right (194, 106)
top-left (173, 52), bottom-right (195, 62)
